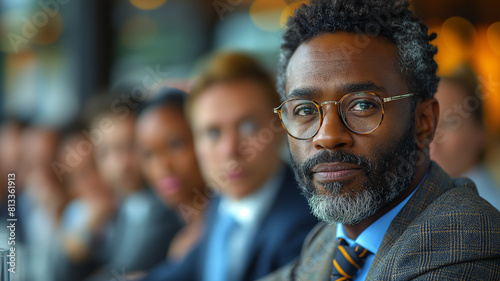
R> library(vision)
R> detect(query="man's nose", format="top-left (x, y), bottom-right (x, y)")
top-left (312, 105), bottom-right (353, 150)
top-left (220, 130), bottom-right (241, 158)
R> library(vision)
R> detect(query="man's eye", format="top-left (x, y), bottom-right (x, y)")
top-left (439, 118), bottom-right (460, 131)
top-left (140, 150), bottom-right (153, 161)
top-left (240, 120), bottom-right (258, 136)
top-left (294, 104), bottom-right (318, 116)
top-left (206, 128), bottom-right (220, 140)
top-left (351, 100), bottom-right (377, 111)
top-left (168, 138), bottom-right (185, 151)
top-left (96, 146), bottom-right (109, 160)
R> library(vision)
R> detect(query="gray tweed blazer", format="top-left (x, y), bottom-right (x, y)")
top-left (259, 162), bottom-right (500, 281)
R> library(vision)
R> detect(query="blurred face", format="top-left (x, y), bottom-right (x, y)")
top-left (286, 33), bottom-right (417, 225)
top-left (191, 79), bottom-right (284, 200)
top-left (21, 128), bottom-right (65, 205)
top-left (60, 135), bottom-right (108, 200)
top-left (0, 123), bottom-right (22, 173)
top-left (22, 128), bottom-right (60, 189)
top-left (136, 106), bottom-right (205, 207)
top-left (93, 115), bottom-right (143, 196)
top-left (0, 123), bottom-right (23, 192)
top-left (430, 80), bottom-right (485, 177)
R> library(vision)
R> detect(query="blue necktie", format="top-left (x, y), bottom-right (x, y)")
top-left (204, 213), bottom-right (238, 281)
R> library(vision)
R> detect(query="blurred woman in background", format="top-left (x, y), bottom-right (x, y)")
top-left (430, 66), bottom-right (500, 210)
top-left (136, 87), bottom-right (208, 260)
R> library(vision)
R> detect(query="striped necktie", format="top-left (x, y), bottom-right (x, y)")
top-left (330, 238), bottom-right (370, 281)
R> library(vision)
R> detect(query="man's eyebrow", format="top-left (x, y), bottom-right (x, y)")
top-left (288, 87), bottom-right (321, 99)
top-left (287, 82), bottom-right (389, 100)
top-left (341, 82), bottom-right (388, 94)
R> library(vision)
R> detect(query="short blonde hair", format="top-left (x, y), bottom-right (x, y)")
top-left (187, 52), bottom-right (281, 118)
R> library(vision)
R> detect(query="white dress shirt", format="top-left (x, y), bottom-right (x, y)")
top-left (217, 166), bottom-right (285, 281)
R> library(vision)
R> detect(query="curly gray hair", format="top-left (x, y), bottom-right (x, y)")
top-left (278, 0), bottom-right (439, 101)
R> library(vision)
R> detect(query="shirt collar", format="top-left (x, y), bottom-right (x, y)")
top-left (336, 169), bottom-right (429, 254)
top-left (218, 165), bottom-right (285, 227)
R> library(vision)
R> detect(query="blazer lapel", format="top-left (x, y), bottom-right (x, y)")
top-left (367, 161), bottom-right (455, 278)
top-left (242, 168), bottom-right (293, 278)
top-left (294, 223), bottom-right (338, 280)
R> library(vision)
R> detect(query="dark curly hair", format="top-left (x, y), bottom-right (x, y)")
top-left (278, 0), bottom-right (439, 101)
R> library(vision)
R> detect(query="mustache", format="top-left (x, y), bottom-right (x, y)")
top-left (294, 150), bottom-right (373, 179)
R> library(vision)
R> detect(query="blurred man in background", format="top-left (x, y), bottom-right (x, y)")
top-left (0, 120), bottom-right (25, 187)
top-left (0, 120), bottom-right (26, 237)
top-left (143, 52), bottom-right (318, 281)
top-left (20, 125), bottom-right (67, 281)
top-left (0, 120), bottom-right (28, 281)
top-left (80, 92), bottom-right (181, 280)
top-left (430, 66), bottom-right (500, 210)
top-left (52, 123), bottom-right (115, 281)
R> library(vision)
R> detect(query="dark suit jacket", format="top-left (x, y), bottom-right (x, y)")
top-left (259, 162), bottom-right (500, 281)
top-left (143, 165), bottom-right (318, 281)
top-left (54, 188), bottom-right (182, 281)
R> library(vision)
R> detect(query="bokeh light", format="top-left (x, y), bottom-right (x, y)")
top-left (250, 0), bottom-right (288, 32)
top-left (1, 8), bottom-right (63, 53)
top-left (474, 25), bottom-right (500, 133)
top-left (129, 0), bottom-right (167, 11)
top-left (432, 17), bottom-right (478, 75)
top-left (441, 16), bottom-right (477, 60)
top-left (487, 22), bottom-right (500, 57)
top-left (32, 13), bottom-right (64, 46)
top-left (430, 18), bottom-right (500, 135)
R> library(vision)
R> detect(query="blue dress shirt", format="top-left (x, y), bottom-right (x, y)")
top-left (336, 172), bottom-right (428, 280)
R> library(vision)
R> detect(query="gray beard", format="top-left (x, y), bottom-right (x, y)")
top-left (292, 121), bottom-right (416, 226)
top-left (308, 183), bottom-right (381, 225)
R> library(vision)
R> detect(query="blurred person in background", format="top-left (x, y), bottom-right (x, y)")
top-left (52, 124), bottom-right (116, 281)
top-left (0, 119), bottom-right (27, 228)
top-left (136, 87), bottom-right (207, 261)
top-left (20, 125), bottom-right (68, 281)
top-left (430, 66), bottom-right (500, 210)
top-left (0, 120), bottom-right (28, 281)
top-left (143, 52), bottom-right (318, 281)
top-left (82, 92), bottom-right (182, 280)
top-left (0, 120), bottom-right (26, 187)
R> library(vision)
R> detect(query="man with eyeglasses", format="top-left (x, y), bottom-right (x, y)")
top-left (261, 0), bottom-right (500, 280)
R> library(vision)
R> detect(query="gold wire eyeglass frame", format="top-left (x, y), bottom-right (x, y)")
top-left (273, 92), bottom-right (415, 140)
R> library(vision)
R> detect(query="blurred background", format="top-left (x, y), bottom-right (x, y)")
top-left (2, 0), bottom-right (500, 128)
top-left (2, 0), bottom-right (499, 125)
top-left (3, 0), bottom-right (500, 178)
top-left (1, 0), bottom-right (500, 125)
top-left (0, 0), bottom-right (500, 280)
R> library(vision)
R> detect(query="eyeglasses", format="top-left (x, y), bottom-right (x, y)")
top-left (273, 92), bottom-right (414, 140)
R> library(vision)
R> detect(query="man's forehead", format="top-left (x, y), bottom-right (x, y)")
top-left (285, 32), bottom-right (403, 95)
top-left (291, 43), bottom-right (356, 64)
top-left (289, 32), bottom-right (396, 65)
top-left (192, 82), bottom-right (271, 126)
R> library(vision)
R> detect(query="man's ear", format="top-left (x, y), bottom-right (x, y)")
top-left (415, 98), bottom-right (439, 150)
